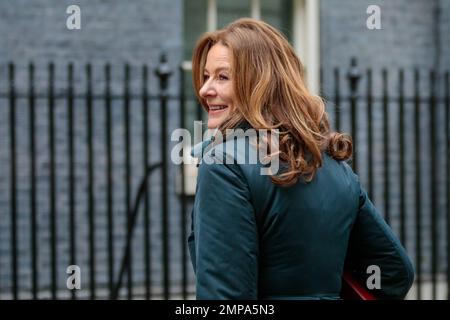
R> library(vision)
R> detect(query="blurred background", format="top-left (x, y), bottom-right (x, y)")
top-left (0, 0), bottom-right (448, 300)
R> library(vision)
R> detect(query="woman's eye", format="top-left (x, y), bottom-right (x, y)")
top-left (219, 74), bottom-right (229, 80)
top-left (203, 74), bottom-right (210, 81)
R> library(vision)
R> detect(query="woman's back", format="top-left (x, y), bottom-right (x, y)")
top-left (248, 154), bottom-right (359, 299)
top-left (189, 136), bottom-right (414, 299)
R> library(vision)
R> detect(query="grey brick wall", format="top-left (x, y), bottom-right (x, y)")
top-left (0, 0), bottom-right (194, 299)
top-left (320, 0), bottom-right (439, 95)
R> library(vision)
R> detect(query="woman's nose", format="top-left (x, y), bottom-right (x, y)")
top-left (199, 81), bottom-right (216, 98)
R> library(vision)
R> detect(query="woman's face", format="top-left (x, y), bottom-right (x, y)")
top-left (199, 43), bottom-right (236, 129)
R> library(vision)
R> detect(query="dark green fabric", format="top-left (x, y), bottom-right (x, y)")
top-left (188, 134), bottom-right (414, 300)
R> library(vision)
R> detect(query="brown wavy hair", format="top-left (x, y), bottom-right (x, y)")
top-left (192, 18), bottom-right (352, 186)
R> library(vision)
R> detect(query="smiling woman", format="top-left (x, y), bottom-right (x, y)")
top-left (188, 18), bottom-right (414, 300)
top-left (198, 43), bottom-right (235, 129)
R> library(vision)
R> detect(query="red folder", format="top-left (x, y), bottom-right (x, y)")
top-left (341, 270), bottom-right (377, 300)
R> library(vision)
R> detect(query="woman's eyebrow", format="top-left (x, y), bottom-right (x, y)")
top-left (203, 66), bottom-right (230, 73)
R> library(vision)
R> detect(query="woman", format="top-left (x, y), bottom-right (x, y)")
top-left (187, 18), bottom-right (414, 300)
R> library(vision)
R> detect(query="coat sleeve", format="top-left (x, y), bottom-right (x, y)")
top-left (191, 155), bottom-right (259, 300)
top-left (345, 180), bottom-right (415, 299)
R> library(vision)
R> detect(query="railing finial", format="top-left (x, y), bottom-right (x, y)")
top-left (155, 52), bottom-right (172, 93)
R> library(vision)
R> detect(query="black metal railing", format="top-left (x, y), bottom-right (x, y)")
top-left (0, 56), bottom-right (448, 300)
top-left (326, 61), bottom-right (449, 300)
top-left (0, 55), bottom-right (188, 300)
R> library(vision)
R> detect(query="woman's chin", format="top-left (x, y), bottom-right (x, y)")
top-left (207, 121), bottom-right (219, 129)
top-left (207, 118), bottom-right (223, 129)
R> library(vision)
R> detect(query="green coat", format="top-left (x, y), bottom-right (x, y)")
top-left (188, 131), bottom-right (414, 300)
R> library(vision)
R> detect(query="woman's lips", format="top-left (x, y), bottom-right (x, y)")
top-left (208, 105), bottom-right (228, 115)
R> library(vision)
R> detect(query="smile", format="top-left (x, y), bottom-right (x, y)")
top-left (208, 105), bottom-right (229, 114)
top-left (209, 105), bottom-right (228, 111)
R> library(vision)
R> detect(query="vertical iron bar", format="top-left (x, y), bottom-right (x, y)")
top-left (142, 64), bottom-right (151, 299)
top-left (28, 63), bottom-right (38, 299)
top-left (179, 65), bottom-right (188, 299)
top-left (68, 63), bottom-right (77, 300)
top-left (105, 64), bottom-right (114, 299)
top-left (444, 71), bottom-right (450, 300)
top-left (347, 58), bottom-right (360, 173)
top-left (197, 100), bottom-right (203, 123)
top-left (429, 70), bottom-right (437, 300)
top-left (414, 69), bottom-right (422, 299)
top-left (86, 64), bottom-right (96, 299)
top-left (334, 68), bottom-right (341, 132)
top-left (399, 70), bottom-right (406, 246)
top-left (124, 64), bottom-right (133, 299)
top-left (382, 69), bottom-right (390, 224)
top-left (351, 87), bottom-right (357, 173)
top-left (366, 69), bottom-right (373, 200)
top-left (446, 71), bottom-right (450, 300)
top-left (155, 54), bottom-right (172, 299)
top-left (319, 67), bottom-right (323, 96)
top-left (8, 63), bottom-right (18, 299)
top-left (161, 69), bottom-right (170, 300)
top-left (48, 62), bottom-right (57, 299)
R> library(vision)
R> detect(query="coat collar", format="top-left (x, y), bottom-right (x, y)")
top-left (190, 137), bottom-right (214, 159)
top-left (190, 120), bottom-right (253, 160)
